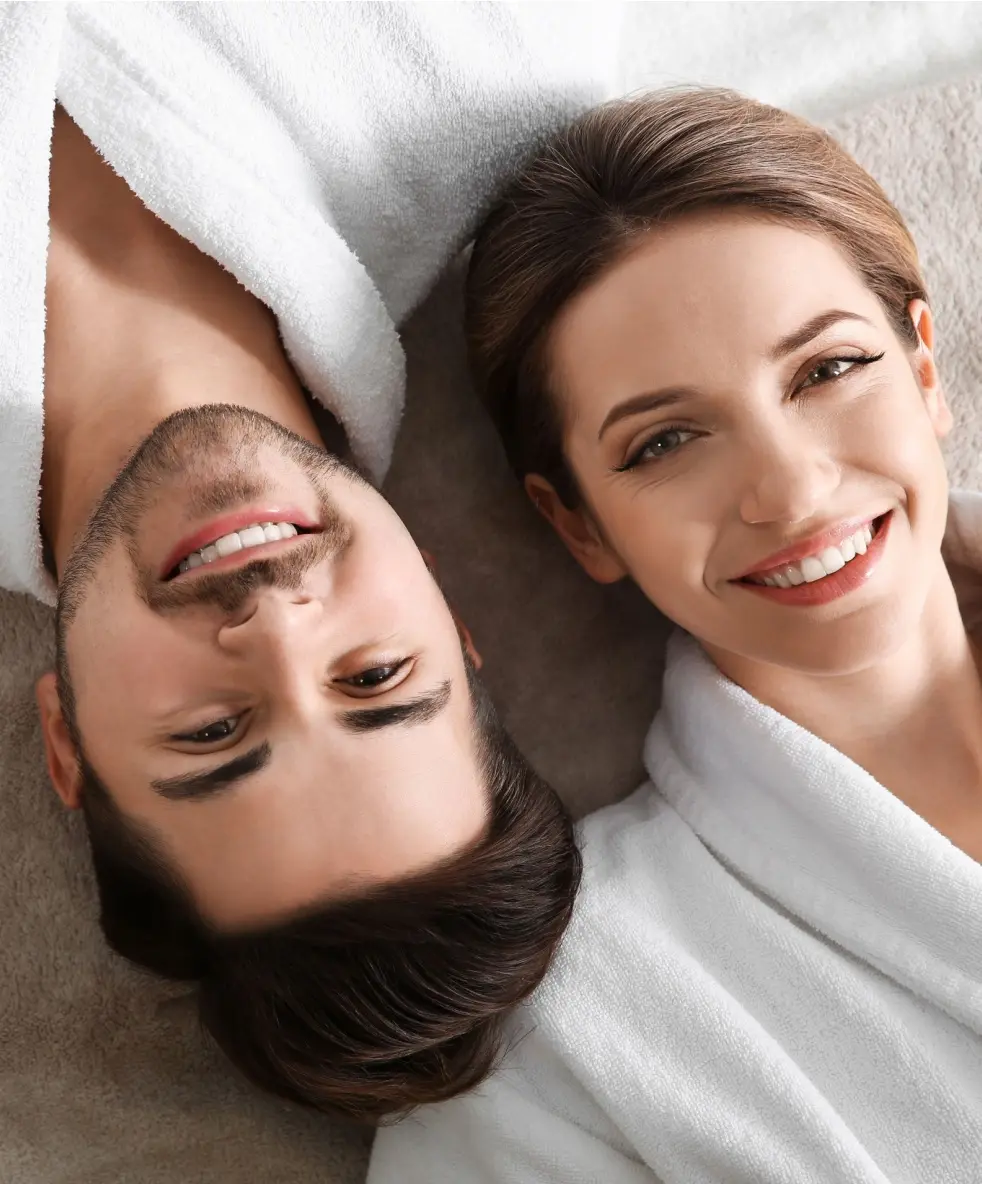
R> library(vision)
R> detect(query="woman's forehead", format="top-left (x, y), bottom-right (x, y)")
top-left (549, 216), bottom-right (880, 402)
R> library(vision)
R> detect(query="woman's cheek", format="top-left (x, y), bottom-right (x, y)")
top-left (620, 515), bottom-right (691, 596)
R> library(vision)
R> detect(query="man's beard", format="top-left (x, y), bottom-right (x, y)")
top-left (55, 404), bottom-right (355, 725)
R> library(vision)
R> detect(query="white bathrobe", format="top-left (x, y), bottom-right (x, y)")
top-left (0, 0), bottom-right (619, 605)
top-left (369, 490), bottom-right (982, 1183)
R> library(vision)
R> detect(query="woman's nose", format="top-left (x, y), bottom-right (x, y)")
top-left (738, 420), bottom-right (841, 526)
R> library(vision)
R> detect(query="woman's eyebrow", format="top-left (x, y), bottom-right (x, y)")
top-left (769, 309), bottom-right (875, 361)
top-left (151, 741), bottom-right (272, 802)
top-left (598, 388), bottom-right (696, 441)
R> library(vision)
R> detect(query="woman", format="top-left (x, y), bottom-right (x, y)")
top-left (369, 90), bottom-right (982, 1182)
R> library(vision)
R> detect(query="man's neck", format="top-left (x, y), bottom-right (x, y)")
top-left (42, 108), bottom-right (324, 577)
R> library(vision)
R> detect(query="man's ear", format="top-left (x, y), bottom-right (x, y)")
top-left (909, 299), bottom-right (951, 439)
top-left (35, 672), bottom-right (82, 809)
top-left (421, 549), bottom-right (483, 670)
top-left (455, 615), bottom-right (483, 671)
top-left (524, 473), bottom-right (627, 584)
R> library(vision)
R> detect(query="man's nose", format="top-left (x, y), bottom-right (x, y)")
top-left (738, 418), bottom-right (841, 527)
top-left (218, 590), bottom-right (328, 706)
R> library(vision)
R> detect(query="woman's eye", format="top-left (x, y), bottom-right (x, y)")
top-left (803, 357), bottom-right (856, 386)
top-left (173, 716), bottom-right (242, 745)
top-left (618, 427), bottom-right (696, 471)
top-left (339, 660), bottom-right (410, 693)
top-left (800, 352), bottom-right (883, 390)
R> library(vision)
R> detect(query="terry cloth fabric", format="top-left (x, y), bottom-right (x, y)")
top-left (0, 0), bottom-right (620, 605)
top-left (370, 499), bottom-right (982, 1184)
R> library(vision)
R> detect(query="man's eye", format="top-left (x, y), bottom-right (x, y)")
top-left (172, 716), bottom-right (242, 744)
top-left (339, 660), bottom-right (410, 692)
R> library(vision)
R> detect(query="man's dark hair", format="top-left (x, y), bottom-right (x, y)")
top-left (72, 665), bottom-right (580, 1124)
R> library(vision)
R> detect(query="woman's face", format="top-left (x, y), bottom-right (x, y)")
top-left (538, 211), bottom-right (952, 677)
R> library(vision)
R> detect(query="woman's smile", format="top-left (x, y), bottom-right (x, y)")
top-left (733, 510), bottom-right (893, 607)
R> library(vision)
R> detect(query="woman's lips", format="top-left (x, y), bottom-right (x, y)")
top-left (733, 514), bottom-right (884, 582)
top-left (735, 511), bottom-right (892, 607)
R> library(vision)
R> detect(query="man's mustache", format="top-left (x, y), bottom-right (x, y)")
top-left (144, 524), bottom-right (350, 615)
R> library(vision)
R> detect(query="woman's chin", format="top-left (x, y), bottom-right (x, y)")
top-left (701, 598), bottom-right (924, 682)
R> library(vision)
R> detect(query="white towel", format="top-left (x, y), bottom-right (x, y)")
top-left (0, 3), bottom-right (63, 605)
top-left (0, 0), bottom-right (619, 605)
top-left (369, 492), bottom-right (982, 1183)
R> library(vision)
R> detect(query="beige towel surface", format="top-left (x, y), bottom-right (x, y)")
top-left (1, 75), bottom-right (980, 1184)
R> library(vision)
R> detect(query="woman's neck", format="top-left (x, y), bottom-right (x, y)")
top-left (712, 559), bottom-right (982, 858)
top-left (42, 108), bottom-right (325, 577)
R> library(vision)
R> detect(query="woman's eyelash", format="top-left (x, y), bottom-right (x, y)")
top-left (799, 351), bottom-right (885, 388)
top-left (613, 425), bottom-right (696, 473)
top-left (613, 351), bottom-right (885, 474)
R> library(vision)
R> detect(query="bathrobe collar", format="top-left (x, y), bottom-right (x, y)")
top-left (645, 489), bottom-right (982, 1033)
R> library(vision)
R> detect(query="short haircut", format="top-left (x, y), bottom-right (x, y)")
top-left (74, 663), bottom-right (581, 1123)
top-left (465, 87), bottom-right (928, 507)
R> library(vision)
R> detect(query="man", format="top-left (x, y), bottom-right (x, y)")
top-left (1, 3), bottom-right (613, 1119)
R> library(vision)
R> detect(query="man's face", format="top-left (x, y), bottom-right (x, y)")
top-left (43, 406), bottom-right (486, 929)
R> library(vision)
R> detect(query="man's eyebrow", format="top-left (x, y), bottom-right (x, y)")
top-left (769, 309), bottom-right (875, 361)
top-left (151, 741), bottom-right (272, 802)
top-left (339, 679), bottom-right (453, 734)
top-left (598, 310), bottom-right (877, 442)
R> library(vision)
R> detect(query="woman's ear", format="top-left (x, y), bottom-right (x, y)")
top-left (909, 299), bottom-right (952, 439)
top-left (524, 473), bottom-right (626, 584)
top-left (35, 672), bottom-right (82, 809)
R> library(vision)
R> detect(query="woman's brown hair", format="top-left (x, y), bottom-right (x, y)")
top-left (466, 87), bottom-right (928, 506)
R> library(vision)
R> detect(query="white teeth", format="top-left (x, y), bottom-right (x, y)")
top-left (749, 519), bottom-right (882, 588)
top-left (215, 533), bottom-right (243, 558)
top-left (799, 555), bottom-right (827, 583)
top-left (172, 520), bottom-right (301, 576)
top-left (818, 546), bottom-right (845, 575)
top-left (238, 525), bottom-right (267, 548)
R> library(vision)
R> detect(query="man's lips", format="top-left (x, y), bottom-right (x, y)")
top-left (158, 507), bottom-right (319, 579)
top-left (731, 512), bottom-right (889, 582)
top-left (163, 532), bottom-right (317, 584)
